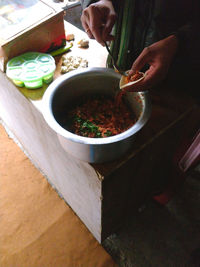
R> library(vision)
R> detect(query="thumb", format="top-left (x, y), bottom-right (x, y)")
top-left (131, 47), bottom-right (150, 73)
top-left (102, 13), bottom-right (117, 41)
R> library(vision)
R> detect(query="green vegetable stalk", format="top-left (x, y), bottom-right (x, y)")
top-left (50, 43), bottom-right (73, 57)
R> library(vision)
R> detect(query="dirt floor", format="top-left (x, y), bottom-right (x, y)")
top-left (0, 121), bottom-right (117, 267)
top-left (102, 168), bottom-right (200, 267)
top-left (1, 118), bottom-right (200, 267)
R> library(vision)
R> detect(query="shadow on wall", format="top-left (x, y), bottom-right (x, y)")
top-left (64, 4), bottom-right (84, 31)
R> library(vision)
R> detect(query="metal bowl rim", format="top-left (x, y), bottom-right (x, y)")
top-left (42, 67), bottom-right (151, 145)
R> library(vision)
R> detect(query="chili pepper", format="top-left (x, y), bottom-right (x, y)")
top-left (50, 43), bottom-right (73, 57)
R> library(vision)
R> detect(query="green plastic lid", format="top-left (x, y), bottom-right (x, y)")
top-left (6, 52), bottom-right (56, 89)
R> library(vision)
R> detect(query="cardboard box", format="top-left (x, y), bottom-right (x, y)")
top-left (0, 0), bottom-right (66, 72)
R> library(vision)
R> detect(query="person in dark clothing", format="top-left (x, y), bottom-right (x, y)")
top-left (80, 0), bottom-right (200, 97)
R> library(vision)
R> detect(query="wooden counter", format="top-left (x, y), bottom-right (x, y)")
top-left (0, 21), bottom-right (199, 243)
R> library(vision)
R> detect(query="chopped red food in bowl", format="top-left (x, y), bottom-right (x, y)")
top-left (62, 95), bottom-right (136, 138)
top-left (42, 68), bottom-right (151, 163)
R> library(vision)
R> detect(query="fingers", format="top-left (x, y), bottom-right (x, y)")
top-left (81, 7), bottom-right (95, 39)
top-left (81, 2), bottom-right (117, 45)
top-left (83, 25), bottom-right (94, 39)
top-left (124, 64), bottom-right (164, 92)
top-left (126, 47), bottom-right (151, 92)
top-left (87, 6), bottom-right (105, 44)
top-left (126, 46), bottom-right (163, 92)
top-left (122, 76), bottom-right (149, 92)
top-left (122, 75), bottom-right (152, 92)
top-left (131, 46), bottom-right (152, 73)
top-left (81, 7), bottom-right (104, 44)
top-left (128, 37), bottom-right (176, 92)
top-left (102, 12), bottom-right (117, 42)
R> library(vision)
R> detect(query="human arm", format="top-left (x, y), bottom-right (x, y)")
top-left (80, 0), bottom-right (117, 45)
top-left (123, 34), bottom-right (179, 92)
top-left (124, 0), bottom-right (200, 93)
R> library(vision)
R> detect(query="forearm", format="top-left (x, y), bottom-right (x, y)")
top-left (171, 0), bottom-right (200, 48)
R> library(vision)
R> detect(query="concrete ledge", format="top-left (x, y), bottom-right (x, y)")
top-left (0, 22), bottom-right (198, 243)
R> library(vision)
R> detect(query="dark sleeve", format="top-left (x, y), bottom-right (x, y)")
top-left (170, 1), bottom-right (200, 93)
top-left (174, 20), bottom-right (200, 44)
top-left (171, 1), bottom-right (200, 45)
top-left (173, 5), bottom-right (200, 68)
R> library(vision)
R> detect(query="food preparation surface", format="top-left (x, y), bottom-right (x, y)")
top-left (0, 20), bottom-right (199, 243)
top-left (16, 21), bottom-right (107, 102)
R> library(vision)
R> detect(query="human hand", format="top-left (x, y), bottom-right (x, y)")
top-left (123, 35), bottom-right (179, 92)
top-left (81, 0), bottom-right (117, 45)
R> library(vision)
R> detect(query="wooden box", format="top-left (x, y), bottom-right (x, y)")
top-left (0, 0), bottom-right (66, 72)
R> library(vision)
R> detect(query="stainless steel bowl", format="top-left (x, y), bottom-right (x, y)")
top-left (42, 67), bottom-right (151, 163)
